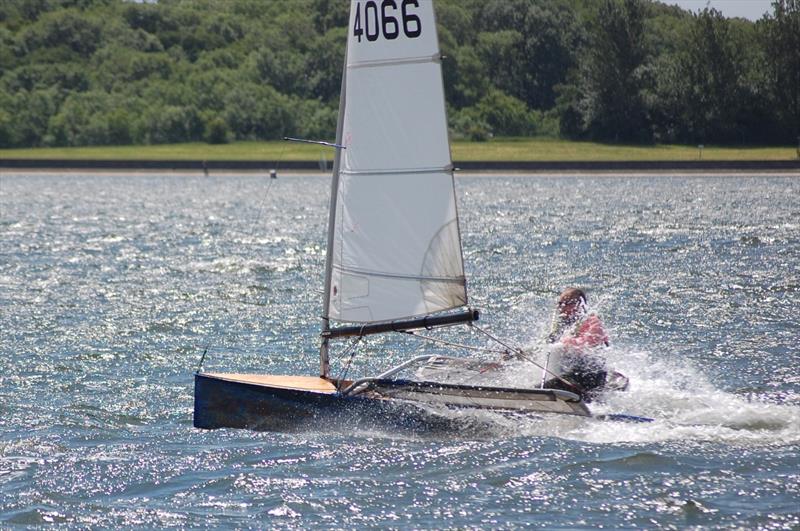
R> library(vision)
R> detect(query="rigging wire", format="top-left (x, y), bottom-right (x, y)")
top-left (195, 145), bottom-right (287, 372)
top-left (470, 323), bottom-right (580, 390)
top-left (196, 348), bottom-right (208, 374)
top-left (335, 335), bottom-right (364, 390)
top-left (405, 322), bottom-right (580, 393)
top-left (319, 318), bottom-right (577, 392)
top-left (247, 176), bottom-right (275, 238)
top-left (398, 325), bottom-right (506, 408)
top-left (396, 329), bottom-right (508, 355)
top-left (246, 140), bottom-right (286, 239)
top-left (317, 317), bottom-right (581, 398)
top-left (396, 326), bottom-right (512, 391)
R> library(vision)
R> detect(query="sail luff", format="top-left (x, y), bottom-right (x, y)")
top-left (319, 39), bottom-right (349, 377)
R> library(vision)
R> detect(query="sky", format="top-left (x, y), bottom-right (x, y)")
top-left (663, 0), bottom-right (774, 20)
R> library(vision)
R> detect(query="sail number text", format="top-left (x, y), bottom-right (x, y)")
top-left (353, 0), bottom-right (422, 42)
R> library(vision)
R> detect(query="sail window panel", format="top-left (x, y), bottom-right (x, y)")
top-left (328, 170), bottom-right (466, 323)
top-left (330, 269), bottom-right (466, 323)
top-left (343, 61), bottom-right (450, 172)
top-left (336, 171), bottom-right (460, 282)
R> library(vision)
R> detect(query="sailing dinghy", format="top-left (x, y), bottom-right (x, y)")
top-left (194, 0), bottom-right (594, 431)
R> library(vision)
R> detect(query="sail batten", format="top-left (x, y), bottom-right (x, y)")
top-left (334, 264), bottom-right (465, 284)
top-left (348, 53), bottom-right (442, 70)
top-left (326, 0), bottom-right (466, 325)
top-left (341, 165), bottom-right (453, 176)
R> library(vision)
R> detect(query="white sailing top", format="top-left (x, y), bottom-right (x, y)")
top-left (326, 0), bottom-right (467, 323)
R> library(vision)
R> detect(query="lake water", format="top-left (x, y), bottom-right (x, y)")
top-left (1, 172), bottom-right (798, 528)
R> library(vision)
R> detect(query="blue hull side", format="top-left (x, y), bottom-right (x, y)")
top-left (193, 373), bottom-right (470, 433)
top-left (195, 373), bottom-right (342, 431)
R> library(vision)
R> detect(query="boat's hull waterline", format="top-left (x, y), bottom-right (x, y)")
top-left (194, 372), bottom-right (590, 432)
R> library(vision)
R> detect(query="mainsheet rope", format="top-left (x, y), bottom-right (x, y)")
top-left (469, 323), bottom-right (582, 390)
top-left (397, 329), bottom-right (508, 355)
top-left (318, 319), bottom-right (581, 394)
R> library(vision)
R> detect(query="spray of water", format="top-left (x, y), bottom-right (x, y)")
top-left (395, 296), bottom-right (800, 447)
top-left (425, 342), bottom-right (800, 446)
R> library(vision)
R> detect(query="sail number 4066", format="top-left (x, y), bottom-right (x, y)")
top-left (353, 0), bottom-right (422, 42)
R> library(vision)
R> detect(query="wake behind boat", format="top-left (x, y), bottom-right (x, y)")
top-left (194, 0), bottom-right (636, 431)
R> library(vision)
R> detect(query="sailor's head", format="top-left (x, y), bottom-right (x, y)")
top-left (557, 287), bottom-right (586, 319)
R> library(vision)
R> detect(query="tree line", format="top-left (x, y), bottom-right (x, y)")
top-left (0, 0), bottom-right (797, 149)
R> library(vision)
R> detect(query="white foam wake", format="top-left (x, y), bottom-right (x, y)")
top-left (478, 345), bottom-right (800, 446)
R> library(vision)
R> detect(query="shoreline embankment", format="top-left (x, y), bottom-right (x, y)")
top-left (1, 158), bottom-right (798, 175)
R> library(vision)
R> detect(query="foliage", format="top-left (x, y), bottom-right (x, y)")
top-left (761, 0), bottom-right (800, 140)
top-left (0, 0), bottom-right (796, 148)
top-left (584, 0), bottom-right (651, 142)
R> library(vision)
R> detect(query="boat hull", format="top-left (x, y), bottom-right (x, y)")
top-left (194, 373), bottom-right (346, 431)
top-left (194, 372), bottom-right (590, 431)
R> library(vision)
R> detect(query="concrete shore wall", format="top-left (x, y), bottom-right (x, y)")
top-left (1, 158), bottom-right (799, 172)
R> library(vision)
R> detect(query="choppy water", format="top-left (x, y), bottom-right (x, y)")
top-left (1, 172), bottom-right (798, 528)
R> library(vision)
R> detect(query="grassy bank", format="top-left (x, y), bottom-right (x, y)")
top-left (0, 138), bottom-right (797, 162)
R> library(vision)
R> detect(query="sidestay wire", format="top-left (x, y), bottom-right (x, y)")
top-left (195, 146), bottom-right (287, 372)
top-left (335, 335), bottom-right (365, 390)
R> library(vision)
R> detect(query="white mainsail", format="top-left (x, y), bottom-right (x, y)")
top-left (326, 0), bottom-right (466, 324)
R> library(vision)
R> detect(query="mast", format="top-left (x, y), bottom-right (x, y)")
top-left (319, 40), bottom-right (348, 378)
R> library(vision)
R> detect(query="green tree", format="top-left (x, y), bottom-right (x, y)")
top-left (292, 97), bottom-right (337, 140)
top-left (306, 27), bottom-right (346, 103)
top-left (19, 8), bottom-right (104, 60)
top-left (678, 8), bottom-right (751, 142)
top-left (475, 89), bottom-right (536, 136)
top-left (91, 46), bottom-right (174, 91)
top-left (0, 95), bottom-right (13, 147)
top-left (452, 89), bottom-right (536, 138)
top-left (583, 0), bottom-right (651, 142)
top-left (762, 0), bottom-right (800, 141)
top-left (134, 104), bottom-right (200, 144)
top-left (223, 83), bottom-right (293, 140)
top-left (476, 30), bottom-right (524, 105)
top-left (47, 91), bottom-right (136, 146)
top-left (476, 0), bottom-right (581, 110)
top-left (0, 27), bottom-right (18, 76)
top-left (0, 0), bottom-right (59, 30)
top-left (0, 0), bottom-right (785, 148)
top-left (183, 69), bottom-right (238, 111)
top-left (10, 88), bottom-right (58, 146)
top-left (448, 45), bottom-right (490, 108)
top-left (2, 62), bottom-right (89, 93)
top-left (203, 115), bottom-right (229, 144)
top-left (121, 2), bottom-right (169, 36)
top-left (311, 0), bottom-right (349, 34)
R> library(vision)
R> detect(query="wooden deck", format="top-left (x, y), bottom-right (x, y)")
top-left (203, 373), bottom-right (338, 394)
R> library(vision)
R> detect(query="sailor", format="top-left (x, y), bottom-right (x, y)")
top-left (544, 287), bottom-right (610, 401)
